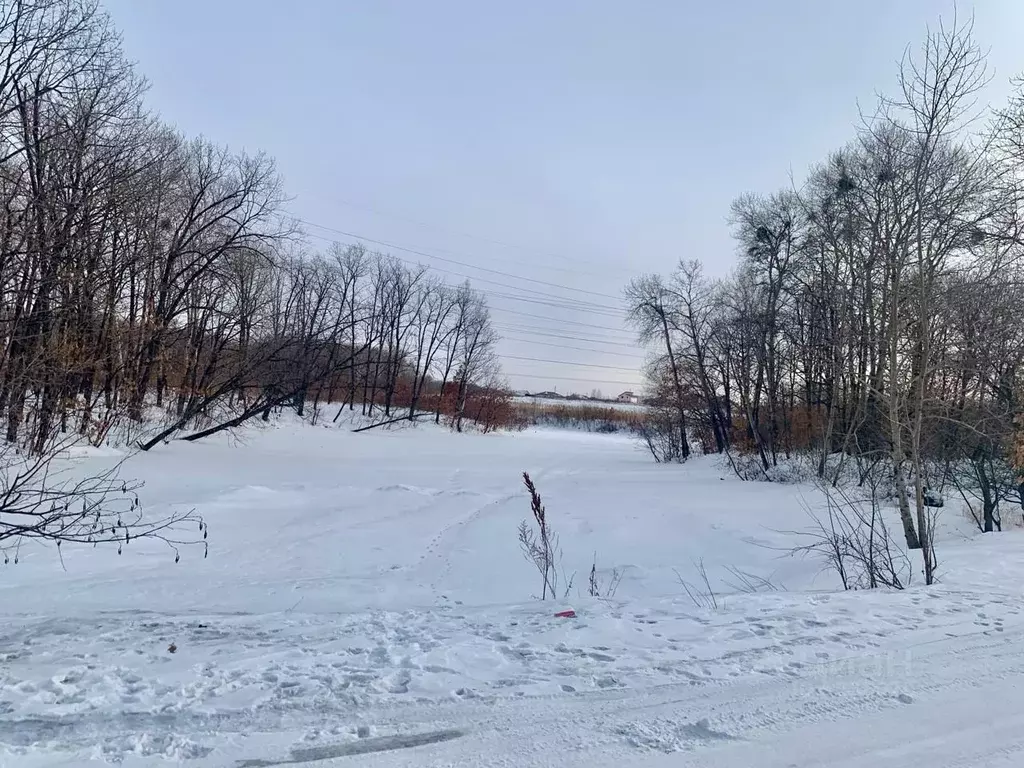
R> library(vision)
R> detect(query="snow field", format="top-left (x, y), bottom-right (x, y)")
top-left (1, 418), bottom-right (1023, 766)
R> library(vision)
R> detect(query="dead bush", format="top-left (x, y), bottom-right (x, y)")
top-left (518, 472), bottom-right (562, 600)
top-left (790, 480), bottom-right (912, 591)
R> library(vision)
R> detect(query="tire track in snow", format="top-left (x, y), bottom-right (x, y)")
top-left (343, 620), bottom-right (1024, 766)
top-left (5, 593), bottom-right (1023, 764)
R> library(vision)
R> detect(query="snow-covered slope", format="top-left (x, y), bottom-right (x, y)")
top-left (2, 420), bottom-right (1023, 766)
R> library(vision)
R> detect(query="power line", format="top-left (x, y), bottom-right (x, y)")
top-left (505, 372), bottom-right (641, 387)
top-left (490, 306), bottom-right (629, 334)
top-left (309, 234), bottom-right (636, 334)
top-left (502, 354), bottom-right (641, 373)
top-left (308, 199), bottom-right (638, 278)
top-left (298, 218), bottom-right (626, 302)
top-left (500, 336), bottom-right (647, 359)
top-left (300, 233), bottom-right (646, 365)
top-left (493, 324), bottom-right (641, 348)
top-left (294, 227), bottom-right (651, 379)
top-left (485, 290), bottom-right (622, 316)
top-left (302, 230), bottom-right (642, 347)
top-left (304, 230), bottom-right (625, 317)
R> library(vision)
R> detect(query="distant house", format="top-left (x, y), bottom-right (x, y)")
top-left (616, 391), bottom-right (640, 405)
top-left (529, 391), bottom-right (564, 400)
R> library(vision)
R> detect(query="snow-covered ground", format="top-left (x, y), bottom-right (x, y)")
top-left (2, 419), bottom-right (1023, 766)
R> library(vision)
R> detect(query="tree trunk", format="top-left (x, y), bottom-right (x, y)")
top-left (658, 311), bottom-right (690, 460)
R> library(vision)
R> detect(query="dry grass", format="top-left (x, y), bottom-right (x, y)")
top-left (513, 401), bottom-right (649, 433)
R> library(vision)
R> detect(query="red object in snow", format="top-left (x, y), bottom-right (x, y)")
top-left (554, 609), bottom-right (577, 618)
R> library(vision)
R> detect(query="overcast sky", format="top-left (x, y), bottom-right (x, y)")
top-left (103, 0), bottom-right (1024, 396)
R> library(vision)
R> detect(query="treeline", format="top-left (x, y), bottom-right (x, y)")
top-left (626, 19), bottom-right (1024, 579)
top-left (0, 0), bottom-right (502, 456)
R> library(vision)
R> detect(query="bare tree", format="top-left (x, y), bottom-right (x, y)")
top-left (0, 0), bottom-right (508, 466)
top-left (453, 291), bottom-right (497, 433)
top-left (623, 14), bottom-right (1024, 589)
top-left (624, 275), bottom-right (690, 460)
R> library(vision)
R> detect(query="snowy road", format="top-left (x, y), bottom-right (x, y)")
top-left (6, 586), bottom-right (1024, 766)
top-left (348, 620), bottom-right (1024, 768)
top-left (3, 420), bottom-right (1024, 766)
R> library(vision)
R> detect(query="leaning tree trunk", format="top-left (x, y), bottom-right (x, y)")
top-left (658, 311), bottom-right (690, 461)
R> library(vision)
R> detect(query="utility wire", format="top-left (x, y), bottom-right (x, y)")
top-left (489, 306), bottom-right (629, 334)
top-left (303, 199), bottom-right (637, 278)
top-left (304, 230), bottom-right (625, 316)
top-left (310, 232), bottom-right (636, 334)
top-left (504, 372), bottom-right (641, 386)
top-left (298, 224), bottom-right (650, 387)
top-left (485, 290), bottom-right (622, 315)
top-left (298, 217), bottom-right (626, 301)
top-left (501, 355), bottom-right (641, 373)
top-left (493, 324), bottom-right (642, 348)
top-left (500, 336), bottom-right (647, 359)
